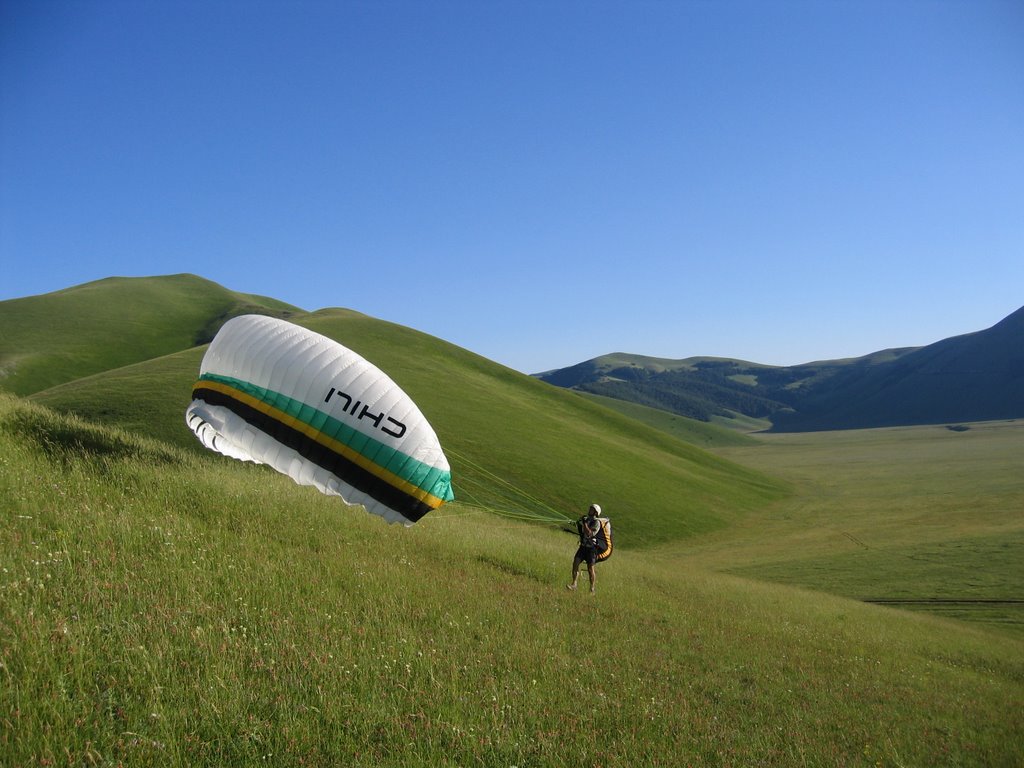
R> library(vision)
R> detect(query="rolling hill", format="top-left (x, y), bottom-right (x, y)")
top-left (536, 306), bottom-right (1024, 432)
top-left (2, 275), bottom-right (787, 550)
top-left (0, 273), bottom-right (301, 396)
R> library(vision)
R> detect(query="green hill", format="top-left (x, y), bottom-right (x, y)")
top-left (29, 307), bottom-right (785, 549)
top-left (536, 307), bottom-right (1024, 432)
top-left (2, 394), bottom-right (1021, 766)
top-left (576, 391), bottom-right (759, 448)
top-left (0, 274), bottom-right (301, 396)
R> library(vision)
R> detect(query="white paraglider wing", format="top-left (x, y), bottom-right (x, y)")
top-left (185, 315), bottom-right (454, 525)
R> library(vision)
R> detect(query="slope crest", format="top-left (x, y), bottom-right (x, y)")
top-left (0, 274), bottom-right (302, 396)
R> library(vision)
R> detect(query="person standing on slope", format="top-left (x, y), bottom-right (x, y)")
top-left (567, 503), bottom-right (603, 594)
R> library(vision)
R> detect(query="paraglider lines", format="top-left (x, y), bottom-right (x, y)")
top-left (442, 448), bottom-right (572, 525)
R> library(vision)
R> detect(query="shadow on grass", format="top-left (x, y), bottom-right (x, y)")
top-left (2, 405), bottom-right (181, 467)
top-left (475, 554), bottom-right (553, 586)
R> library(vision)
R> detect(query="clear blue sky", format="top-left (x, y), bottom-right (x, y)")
top-left (2, 0), bottom-right (1022, 373)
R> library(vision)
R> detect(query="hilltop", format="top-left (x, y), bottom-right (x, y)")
top-left (0, 273), bottom-right (300, 396)
top-left (536, 306), bottom-right (1024, 432)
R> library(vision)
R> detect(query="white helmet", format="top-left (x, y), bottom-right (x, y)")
top-left (588, 503), bottom-right (601, 516)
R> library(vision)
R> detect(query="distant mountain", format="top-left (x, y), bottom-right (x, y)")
top-left (536, 306), bottom-right (1024, 432)
top-left (0, 274), bottom-right (301, 396)
top-left (773, 305), bottom-right (1024, 431)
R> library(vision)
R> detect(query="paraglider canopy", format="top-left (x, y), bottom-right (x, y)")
top-left (185, 314), bottom-right (454, 525)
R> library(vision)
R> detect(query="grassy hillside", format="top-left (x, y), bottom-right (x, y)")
top-left (0, 274), bottom-right (301, 396)
top-left (2, 394), bottom-right (1022, 767)
top-left (30, 308), bottom-right (787, 549)
top-left (30, 347), bottom-right (204, 447)
top-left (577, 391), bottom-right (759, 448)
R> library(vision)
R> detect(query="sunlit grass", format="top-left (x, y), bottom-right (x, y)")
top-left (2, 395), bottom-right (1022, 766)
top-left (692, 420), bottom-right (1024, 633)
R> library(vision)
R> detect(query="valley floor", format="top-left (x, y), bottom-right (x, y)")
top-left (679, 419), bottom-right (1024, 634)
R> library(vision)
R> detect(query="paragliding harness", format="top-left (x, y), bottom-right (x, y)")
top-left (576, 514), bottom-right (613, 563)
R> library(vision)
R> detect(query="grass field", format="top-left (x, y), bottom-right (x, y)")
top-left (2, 395), bottom-right (1022, 766)
top-left (3, 277), bottom-right (1022, 765)
top-left (685, 420), bottom-right (1024, 635)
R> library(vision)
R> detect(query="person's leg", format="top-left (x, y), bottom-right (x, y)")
top-left (587, 563), bottom-right (596, 593)
top-left (567, 556), bottom-right (582, 589)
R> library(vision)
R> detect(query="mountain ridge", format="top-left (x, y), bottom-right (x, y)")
top-left (536, 306), bottom-right (1024, 432)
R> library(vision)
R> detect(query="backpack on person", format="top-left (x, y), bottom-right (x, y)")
top-left (576, 514), bottom-right (613, 562)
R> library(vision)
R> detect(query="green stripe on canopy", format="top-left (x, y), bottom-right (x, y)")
top-left (196, 372), bottom-right (454, 501)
